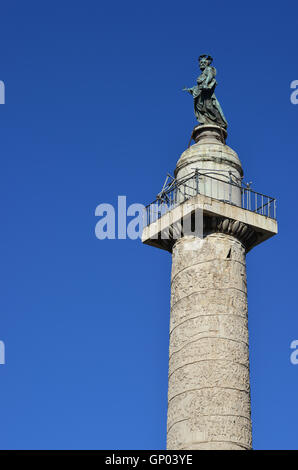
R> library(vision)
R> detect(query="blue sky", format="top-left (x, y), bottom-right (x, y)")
top-left (0, 0), bottom-right (297, 450)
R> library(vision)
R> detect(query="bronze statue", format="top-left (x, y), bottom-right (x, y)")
top-left (183, 55), bottom-right (228, 129)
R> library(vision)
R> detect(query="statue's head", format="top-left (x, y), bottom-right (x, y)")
top-left (198, 54), bottom-right (213, 70)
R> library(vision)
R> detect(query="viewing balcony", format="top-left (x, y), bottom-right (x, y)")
top-left (144, 170), bottom-right (276, 227)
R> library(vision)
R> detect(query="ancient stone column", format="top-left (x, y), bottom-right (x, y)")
top-left (142, 124), bottom-right (277, 450)
top-left (167, 233), bottom-right (251, 450)
top-left (167, 125), bottom-right (251, 450)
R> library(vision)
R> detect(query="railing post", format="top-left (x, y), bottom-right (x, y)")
top-left (274, 199), bottom-right (276, 219)
top-left (229, 171), bottom-right (232, 203)
top-left (195, 169), bottom-right (199, 195)
top-left (261, 195), bottom-right (263, 215)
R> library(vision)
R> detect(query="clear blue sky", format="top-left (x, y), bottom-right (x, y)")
top-left (0, 0), bottom-right (297, 450)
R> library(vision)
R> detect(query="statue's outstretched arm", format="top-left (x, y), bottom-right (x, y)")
top-left (182, 87), bottom-right (193, 95)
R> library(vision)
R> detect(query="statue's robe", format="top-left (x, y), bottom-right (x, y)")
top-left (189, 66), bottom-right (228, 129)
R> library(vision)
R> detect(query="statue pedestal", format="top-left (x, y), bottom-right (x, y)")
top-left (192, 124), bottom-right (227, 144)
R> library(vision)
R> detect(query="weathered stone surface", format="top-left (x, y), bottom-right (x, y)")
top-left (171, 237), bottom-right (247, 307)
top-left (171, 234), bottom-right (246, 279)
top-left (167, 388), bottom-right (251, 431)
top-left (181, 442), bottom-right (247, 450)
top-left (167, 233), bottom-right (252, 450)
top-left (175, 135), bottom-right (243, 180)
top-left (169, 337), bottom-right (249, 375)
top-left (167, 415), bottom-right (252, 450)
top-left (168, 360), bottom-right (250, 399)
top-left (170, 314), bottom-right (249, 349)
top-left (170, 291), bottom-right (248, 331)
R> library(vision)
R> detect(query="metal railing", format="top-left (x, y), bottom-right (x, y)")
top-left (144, 170), bottom-right (276, 227)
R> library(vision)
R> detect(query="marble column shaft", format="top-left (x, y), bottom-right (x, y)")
top-left (167, 233), bottom-right (252, 450)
